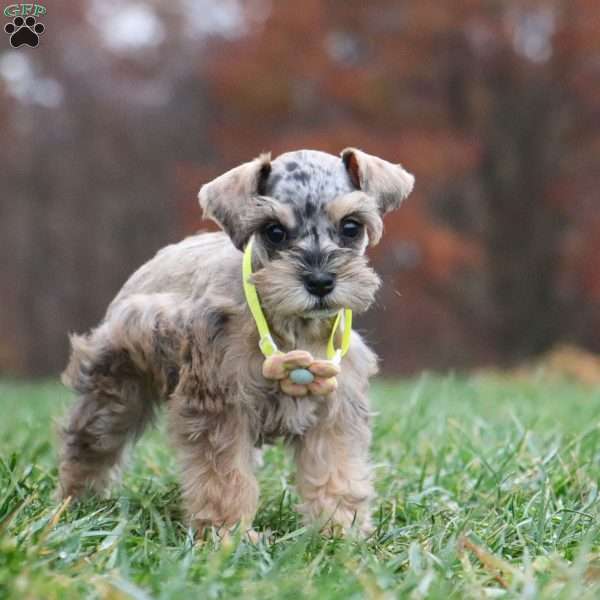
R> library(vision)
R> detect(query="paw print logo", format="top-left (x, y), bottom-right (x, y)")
top-left (4, 15), bottom-right (45, 48)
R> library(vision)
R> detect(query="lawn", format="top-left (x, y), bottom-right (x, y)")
top-left (1, 374), bottom-right (600, 599)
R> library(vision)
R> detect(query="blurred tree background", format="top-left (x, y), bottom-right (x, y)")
top-left (1, 0), bottom-right (599, 377)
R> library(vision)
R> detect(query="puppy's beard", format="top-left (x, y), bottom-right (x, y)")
top-left (302, 307), bottom-right (339, 319)
top-left (298, 296), bottom-right (339, 319)
top-left (252, 255), bottom-right (381, 318)
top-left (260, 282), bottom-right (335, 318)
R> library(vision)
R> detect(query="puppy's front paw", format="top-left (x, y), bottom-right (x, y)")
top-left (299, 499), bottom-right (372, 538)
top-left (195, 524), bottom-right (264, 545)
top-left (321, 519), bottom-right (373, 539)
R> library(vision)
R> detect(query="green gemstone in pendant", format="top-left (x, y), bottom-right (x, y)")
top-left (289, 368), bottom-right (315, 385)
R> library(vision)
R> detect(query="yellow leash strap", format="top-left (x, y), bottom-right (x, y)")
top-left (326, 307), bottom-right (353, 364)
top-left (242, 237), bottom-right (352, 362)
top-left (243, 237), bottom-right (278, 357)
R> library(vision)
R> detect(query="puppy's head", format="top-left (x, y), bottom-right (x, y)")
top-left (199, 148), bottom-right (414, 317)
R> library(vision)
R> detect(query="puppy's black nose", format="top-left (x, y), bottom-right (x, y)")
top-left (303, 272), bottom-right (336, 297)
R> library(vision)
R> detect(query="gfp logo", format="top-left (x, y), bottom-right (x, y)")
top-left (3, 3), bottom-right (46, 47)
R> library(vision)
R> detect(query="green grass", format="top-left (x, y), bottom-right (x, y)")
top-left (2, 374), bottom-right (600, 599)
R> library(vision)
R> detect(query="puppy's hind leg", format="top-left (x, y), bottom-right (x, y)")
top-left (58, 336), bottom-right (157, 500)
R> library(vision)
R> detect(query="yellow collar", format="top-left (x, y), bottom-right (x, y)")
top-left (242, 237), bottom-right (352, 363)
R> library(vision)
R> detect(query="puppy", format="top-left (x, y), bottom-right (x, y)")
top-left (58, 148), bottom-right (414, 535)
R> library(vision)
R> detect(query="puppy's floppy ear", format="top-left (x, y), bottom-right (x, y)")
top-left (198, 153), bottom-right (272, 250)
top-left (341, 147), bottom-right (414, 215)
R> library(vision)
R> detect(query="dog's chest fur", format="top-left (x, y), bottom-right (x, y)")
top-left (252, 325), bottom-right (333, 442)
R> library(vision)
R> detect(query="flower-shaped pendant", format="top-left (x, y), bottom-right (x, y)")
top-left (262, 350), bottom-right (340, 396)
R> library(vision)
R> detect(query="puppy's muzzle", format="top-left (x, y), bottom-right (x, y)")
top-left (303, 271), bottom-right (336, 298)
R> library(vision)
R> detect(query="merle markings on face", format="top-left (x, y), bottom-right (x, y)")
top-left (199, 148), bottom-right (414, 317)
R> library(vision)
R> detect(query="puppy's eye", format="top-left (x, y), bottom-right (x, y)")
top-left (263, 223), bottom-right (288, 245)
top-left (340, 218), bottom-right (363, 239)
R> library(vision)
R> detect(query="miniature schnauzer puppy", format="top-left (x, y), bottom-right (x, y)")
top-left (58, 148), bottom-right (414, 535)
